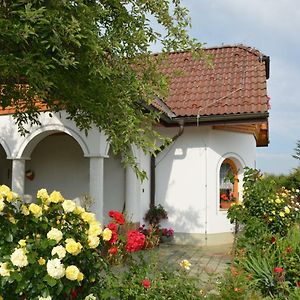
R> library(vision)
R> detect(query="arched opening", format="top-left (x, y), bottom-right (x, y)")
top-left (219, 158), bottom-right (239, 210)
top-left (24, 133), bottom-right (89, 200)
top-left (103, 149), bottom-right (125, 223)
top-left (0, 145), bottom-right (12, 187)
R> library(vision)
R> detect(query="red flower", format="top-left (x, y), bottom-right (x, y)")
top-left (108, 247), bottom-right (118, 255)
top-left (270, 236), bottom-right (276, 244)
top-left (108, 210), bottom-right (125, 225)
top-left (107, 222), bottom-right (118, 232)
top-left (274, 267), bottom-right (284, 273)
top-left (108, 231), bottom-right (118, 244)
top-left (125, 230), bottom-right (145, 252)
top-left (285, 246), bottom-right (293, 254)
top-left (70, 288), bottom-right (78, 299)
top-left (297, 281), bottom-right (300, 287)
top-left (220, 193), bottom-right (229, 201)
top-left (142, 279), bottom-right (151, 289)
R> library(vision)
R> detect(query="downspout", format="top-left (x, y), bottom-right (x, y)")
top-left (204, 145), bottom-right (208, 245)
top-left (150, 120), bottom-right (185, 208)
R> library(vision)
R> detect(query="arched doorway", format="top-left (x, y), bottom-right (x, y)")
top-left (0, 145), bottom-right (12, 187)
top-left (24, 133), bottom-right (89, 200)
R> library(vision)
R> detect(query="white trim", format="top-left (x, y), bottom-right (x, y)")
top-left (216, 152), bottom-right (245, 214)
top-left (14, 124), bottom-right (90, 158)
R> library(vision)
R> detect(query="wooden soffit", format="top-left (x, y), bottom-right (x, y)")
top-left (213, 121), bottom-right (269, 147)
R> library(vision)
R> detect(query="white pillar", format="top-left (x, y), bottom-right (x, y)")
top-left (11, 158), bottom-right (25, 196)
top-left (89, 156), bottom-right (104, 222)
top-left (125, 166), bottom-right (140, 223)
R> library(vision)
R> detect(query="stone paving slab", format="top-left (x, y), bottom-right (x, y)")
top-left (153, 243), bottom-right (233, 282)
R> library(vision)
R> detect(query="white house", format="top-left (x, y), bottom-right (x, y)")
top-left (0, 45), bottom-right (270, 245)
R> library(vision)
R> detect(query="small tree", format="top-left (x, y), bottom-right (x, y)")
top-left (293, 140), bottom-right (300, 161)
top-left (0, 0), bottom-right (204, 178)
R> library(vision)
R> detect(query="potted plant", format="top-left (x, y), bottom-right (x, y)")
top-left (144, 204), bottom-right (168, 226)
top-left (220, 190), bottom-right (235, 209)
top-left (159, 227), bottom-right (174, 243)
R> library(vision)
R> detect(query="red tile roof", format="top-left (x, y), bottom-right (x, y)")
top-left (158, 45), bottom-right (269, 118)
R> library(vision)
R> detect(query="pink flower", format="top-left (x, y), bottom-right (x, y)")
top-left (142, 279), bottom-right (151, 289)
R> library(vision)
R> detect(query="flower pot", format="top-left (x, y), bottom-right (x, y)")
top-left (160, 236), bottom-right (174, 244)
top-left (220, 201), bottom-right (232, 209)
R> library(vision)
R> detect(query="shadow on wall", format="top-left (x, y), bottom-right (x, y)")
top-left (161, 203), bottom-right (205, 235)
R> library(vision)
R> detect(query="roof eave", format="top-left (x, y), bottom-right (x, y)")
top-left (164, 112), bottom-right (269, 126)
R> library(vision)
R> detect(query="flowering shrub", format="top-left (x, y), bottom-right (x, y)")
top-left (228, 168), bottom-right (300, 236)
top-left (219, 168), bottom-right (300, 299)
top-left (0, 185), bottom-right (145, 299)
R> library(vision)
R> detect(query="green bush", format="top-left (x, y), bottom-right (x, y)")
top-left (99, 254), bottom-right (203, 300)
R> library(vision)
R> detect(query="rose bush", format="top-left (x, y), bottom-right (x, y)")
top-left (0, 185), bottom-right (145, 299)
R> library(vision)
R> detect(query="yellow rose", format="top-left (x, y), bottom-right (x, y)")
top-left (88, 222), bottom-right (102, 236)
top-left (8, 215), bottom-right (16, 224)
top-left (0, 262), bottom-right (11, 277)
top-left (279, 211), bottom-right (285, 218)
top-left (284, 206), bottom-right (290, 214)
top-left (77, 272), bottom-right (84, 281)
top-left (180, 259), bottom-right (191, 270)
top-left (65, 238), bottom-right (82, 256)
top-left (0, 199), bottom-right (4, 212)
top-left (88, 235), bottom-right (100, 249)
top-left (37, 188), bottom-right (49, 203)
top-left (275, 199), bottom-right (281, 204)
top-left (0, 185), bottom-right (17, 202)
top-left (49, 191), bottom-right (64, 203)
top-left (65, 265), bottom-right (80, 281)
top-left (18, 239), bottom-right (26, 247)
top-left (5, 191), bottom-right (14, 202)
top-left (21, 204), bottom-right (30, 215)
top-left (74, 205), bottom-right (85, 214)
top-left (38, 257), bottom-right (46, 265)
top-left (47, 228), bottom-right (63, 243)
top-left (81, 212), bottom-right (96, 224)
top-left (62, 200), bottom-right (76, 213)
top-left (29, 203), bottom-right (43, 218)
top-left (102, 228), bottom-right (112, 241)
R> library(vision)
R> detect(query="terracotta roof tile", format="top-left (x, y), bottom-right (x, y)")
top-left (158, 45), bottom-right (269, 117)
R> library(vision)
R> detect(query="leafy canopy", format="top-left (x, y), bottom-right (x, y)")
top-left (0, 0), bottom-right (202, 178)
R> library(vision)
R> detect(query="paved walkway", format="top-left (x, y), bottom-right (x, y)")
top-left (153, 243), bottom-right (233, 283)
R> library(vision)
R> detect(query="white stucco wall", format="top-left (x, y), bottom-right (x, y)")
top-left (155, 125), bottom-right (256, 236)
top-left (103, 150), bottom-right (125, 223)
top-left (25, 134), bottom-right (89, 200)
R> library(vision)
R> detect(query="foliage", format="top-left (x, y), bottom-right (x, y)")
top-left (144, 204), bottom-right (168, 226)
top-left (0, 0), bottom-right (204, 178)
top-left (293, 140), bottom-right (300, 161)
top-left (262, 167), bottom-right (300, 191)
top-left (99, 254), bottom-right (202, 300)
top-left (228, 168), bottom-right (300, 237)
top-left (0, 185), bottom-right (145, 299)
top-left (220, 167), bottom-right (300, 299)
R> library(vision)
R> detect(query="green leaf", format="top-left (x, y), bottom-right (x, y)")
top-left (43, 274), bottom-right (57, 287)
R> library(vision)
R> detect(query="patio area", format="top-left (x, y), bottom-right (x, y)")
top-left (153, 243), bottom-right (233, 283)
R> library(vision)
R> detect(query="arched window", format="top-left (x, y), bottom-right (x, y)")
top-left (219, 158), bottom-right (238, 210)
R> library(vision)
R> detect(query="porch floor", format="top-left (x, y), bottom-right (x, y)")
top-left (152, 242), bottom-right (232, 283)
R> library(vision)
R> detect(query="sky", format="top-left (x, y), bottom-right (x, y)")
top-left (178, 0), bottom-right (300, 174)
